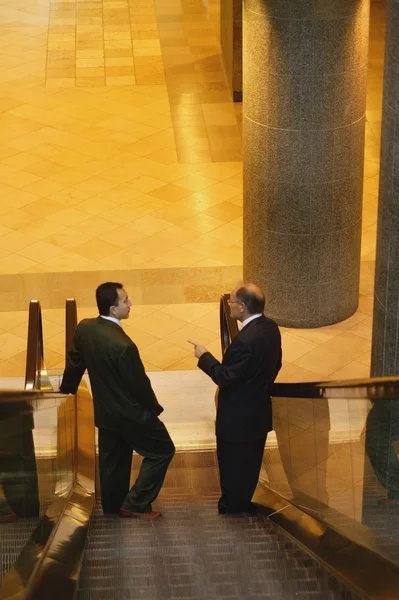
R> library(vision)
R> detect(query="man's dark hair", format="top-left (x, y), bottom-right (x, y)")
top-left (235, 285), bottom-right (265, 315)
top-left (96, 282), bottom-right (123, 316)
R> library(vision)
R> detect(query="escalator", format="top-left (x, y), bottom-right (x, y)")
top-left (0, 298), bottom-right (95, 599)
top-left (1, 296), bottom-right (399, 599)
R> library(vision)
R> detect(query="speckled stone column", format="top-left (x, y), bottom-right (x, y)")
top-left (371, 0), bottom-right (399, 376)
top-left (243, 0), bottom-right (370, 327)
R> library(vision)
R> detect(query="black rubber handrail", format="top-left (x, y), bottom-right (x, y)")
top-left (220, 293), bottom-right (239, 355)
top-left (65, 298), bottom-right (77, 360)
top-left (24, 300), bottom-right (45, 391)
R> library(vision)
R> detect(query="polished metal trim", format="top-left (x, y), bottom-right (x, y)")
top-left (253, 483), bottom-right (399, 600)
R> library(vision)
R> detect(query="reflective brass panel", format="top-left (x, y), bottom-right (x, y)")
top-left (253, 483), bottom-right (399, 600)
top-left (1, 383), bottom-right (95, 600)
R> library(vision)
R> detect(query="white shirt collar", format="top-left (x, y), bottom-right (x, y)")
top-left (100, 315), bottom-right (121, 327)
top-left (241, 313), bottom-right (262, 329)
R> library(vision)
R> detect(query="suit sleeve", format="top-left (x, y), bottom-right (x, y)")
top-left (60, 328), bottom-right (86, 394)
top-left (119, 344), bottom-right (164, 415)
top-left (198, 339), bottom-right (252, 389)
top-left (275, 348), bottom-right (282, 378)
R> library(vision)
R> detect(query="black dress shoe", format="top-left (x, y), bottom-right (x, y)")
top-left (0, 513), bottom-right (17, 523)
top-left (218, 503), bottom-right (257, 515)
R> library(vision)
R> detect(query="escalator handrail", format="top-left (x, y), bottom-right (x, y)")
top-left (219, 294), bottom-right (399, 401)
top-left (65, 298), bottom-right (77, 360)
top-left (24, 300), bottom-right (44, 391)
top-left (220, 293), bottom-right (239, 355)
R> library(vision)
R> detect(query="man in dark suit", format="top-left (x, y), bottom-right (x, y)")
top-left (60, 282), bottom-right (175, 519)
top-left (189, 283), bottom-right (281, 514)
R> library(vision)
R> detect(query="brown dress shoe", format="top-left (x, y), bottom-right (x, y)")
top-left (119, 508), bottom-right (162, 519)
top-left (378, 497), bottom-right (399, 507)
top-left (0, 513), bottom-right (17, 523)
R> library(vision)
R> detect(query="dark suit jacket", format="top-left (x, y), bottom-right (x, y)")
top-left (198, 315), bottom-right (282, 442)
top-left (60, 317), bottom-right (163, 431)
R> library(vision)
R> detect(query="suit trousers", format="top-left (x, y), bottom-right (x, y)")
top-left (98, 418), bottom-right (175, 514)
top-left (216, 435), bottom-right (267, 513)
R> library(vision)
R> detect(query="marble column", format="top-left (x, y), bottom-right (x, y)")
top-left (243, 0), bottom-right (370, 327)
top-left (371, 0), bottom-right (399, 376)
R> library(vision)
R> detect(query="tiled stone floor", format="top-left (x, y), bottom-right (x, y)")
top-left (0, 0), bottom-right (386, 383)
top-left (0, 301), bottom-right (374, 380)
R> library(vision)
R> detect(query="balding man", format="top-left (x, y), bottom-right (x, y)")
top-left (189, 284), bottom-right (282, 514)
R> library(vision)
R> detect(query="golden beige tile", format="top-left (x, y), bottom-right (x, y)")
top-left (1, 210), bottom-right (38, 230)
top-left (0, 171), bottom-right (41, 189)
top-left (105, 66), bottom-right (135, 77)
top-left (159, 302), bottom-right (216, 323)
top-left (280, 333), bottom-right (317, 364)
top-left (76, 66), bottom-right (105, 78)
top-left (72, 238), bottom-right (119, 260)
top-left (22, 198), bottom-right (65, 217)
top-left (76, 58), bottom-right (105, 68)
top-left (0, 360), bottom-right (24, 377)
top-left (45, 78), bottom-right (76, 89)
top-left (76, 77), bottom-right (106, 87)
top-left (122, 326), bottom-right (159, 350)
top-left (0, 183), bottom-right (16, 198)
top-left (46, 206), bottom-right (91, 225)
top-left (0, 225), bottom-right (12, 238)
top-left (0, 254), bottom-right (37, 275)
top-left (203, 201), bottom-right (242, 221)
top-left (106, 75), bottom-right (136, 86)
top-left (1, 152), bottom-right (42, 170)
top-left (157, 246), bottom-right (204, 267)
top-left (206, 222), bottom-right (241, 244)
top-left (148, 183), bottom-right (191, 202)
top-left (147, 148), bottom-right (178, 165)
top-left (98, 225), bottom-right (148, 247)
top-left (17, 240), bottom-right (63, 262)
top-left (167, 322), bottom-right (218, 351)
top-left (128, 175), bottom-right (166, 193)
top-left (41, 251), bottom-right (93, 271)
top-left (1, 189), bottom-right (40, 209)
top-left (18, 219), bottom-right (66, 240)
top-left (330, 361), bottom-right (371, 380)
top-left (139, 339), bottom-right (189, 369)
top-left (105, 57), bottom-right (134, 66)
top-left (0, 311), bottom-right (28, 332)
top-left (21, 177), bottom-right (69, 196)
top-left (137, 197), bottom-right (170, 213)
top-left (172, 173), bottom-right (215, 192)
top-left (293, 346), bottom-right (353, 377)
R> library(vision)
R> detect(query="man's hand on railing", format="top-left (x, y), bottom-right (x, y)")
top-left (188, 340), bottom-right (208, 359)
